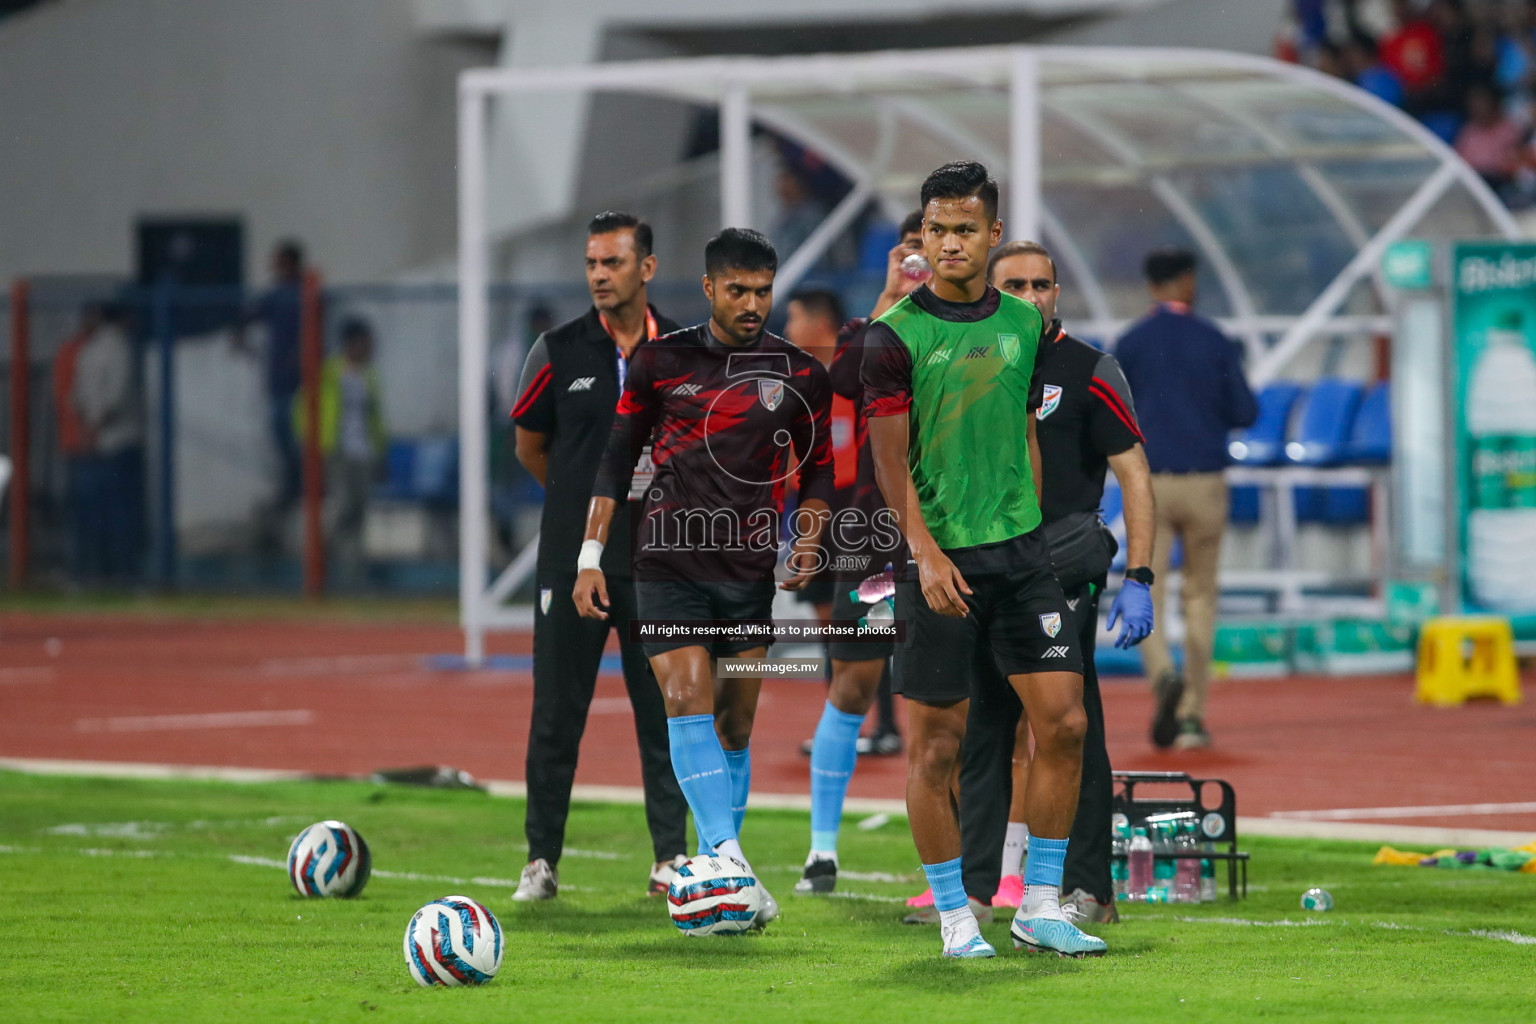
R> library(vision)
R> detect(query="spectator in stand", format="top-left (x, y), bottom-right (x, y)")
top-left (240, 240), bottom-right (307, 543)
top-left (1343, 36), bottom-right (1407, 106)
top-left (295, 316), bottom-right (386, 589)
top-left (53, 302), bottom-right (145, 584)
top-left (1380, 0), bottom-right (1447, 111)
top-left (1495, 1), bottom-right (1536, 122)
top-left (1455, 82), bottom-right (1528, 195)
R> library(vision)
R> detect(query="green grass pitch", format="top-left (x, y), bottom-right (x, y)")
top-left (1, 771), bottom-right (1532, 1023)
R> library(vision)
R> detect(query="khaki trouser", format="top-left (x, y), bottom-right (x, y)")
top-left (1141, 472), bottom-right (1228, 721)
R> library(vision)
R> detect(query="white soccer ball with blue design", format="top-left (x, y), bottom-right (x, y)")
top-left (404, 895), bottom-right (504, 986)
top-left (667, 854), bottom-right (764, 936)
top-left (286, 820), bottom-right (371, 898)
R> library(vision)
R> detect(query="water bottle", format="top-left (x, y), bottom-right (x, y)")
top-left (1149, 822), bottom-right (1176, 903)
top-left (1174, 820), bottom-right (1201, 903)
top-left (1199, 831), bottom-right (1218, 903)
top-left (1126, 826), bottom-right (1153, 901)
top-left (1466, 311), bottom-right (1536, 609)
top-left (1110, 815), bottom-right (1130, 899)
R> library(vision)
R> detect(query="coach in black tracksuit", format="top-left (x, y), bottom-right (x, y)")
top-left (958, 241), bottom-right (1156, 920)
top-left (509, 212), bottom-right (687, 899)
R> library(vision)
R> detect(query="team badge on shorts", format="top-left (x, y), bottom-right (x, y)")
top-left (998, 333), bottom-right (1021, 367)
top-left (540, 588), bottom-right (552, 615)
top-left (1039, 611), bottom-right (1063, 638)
top-left (1039, 384), bottom-right (1063, 420)
top-left (758, 379), bottom-right (785, 411)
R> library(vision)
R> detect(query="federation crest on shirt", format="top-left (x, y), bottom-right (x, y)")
top-left (540, 588), bottom-right (552, 616)
top-left (1039, 384), bottom-right (1063, 420)
top-left (758, 379), bottom-right (785, 411)
top-left (1039, 611), bottom-right (1063, 638)
top-left (998, 333), bottom-right (1021, 367)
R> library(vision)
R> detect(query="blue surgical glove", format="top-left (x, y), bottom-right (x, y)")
top-left (1106, 579), bottom-right (1153, 649)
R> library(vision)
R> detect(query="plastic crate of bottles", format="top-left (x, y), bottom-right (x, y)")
top-left (1111, 771), bottom-right (1249, 903)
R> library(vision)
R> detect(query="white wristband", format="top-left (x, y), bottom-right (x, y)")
top-left (577, 539), bottom-right (604, 573)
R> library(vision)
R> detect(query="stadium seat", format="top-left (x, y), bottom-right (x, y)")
top-left (858, 221), bottom-right (900, 274)
top-left (1228, 382), bottom-right (1304, 465)
top-left (1346, 381), bottom-right (1391, 465)
top-left (377, 437), bottom-right (459, 505)
top-left (1284, 377), bottom-right (1363, 467)
top-left (1229, 484), bottom-right (1261, 524)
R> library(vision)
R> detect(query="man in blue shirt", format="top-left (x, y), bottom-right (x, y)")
top-left (1115, 249), bottom-right (1257, 751)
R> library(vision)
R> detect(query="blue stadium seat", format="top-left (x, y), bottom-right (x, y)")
top-left (376, 437), bottom-right (459, 505)
top-left (1346, 381), bottom-right (1391, 465)
top-left (858, 221), bottom-right (900, 274)
top-left (1284, 377), bottom-right (1363, 467)
top-left (1228, 382), bottom-right (1304, 465)
top-left (1229, 484), bottom-right (1261, 524)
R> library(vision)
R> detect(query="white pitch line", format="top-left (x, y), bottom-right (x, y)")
top-left (75, 710), bottom-right (316, 733)
top-left (1269, 801), bottom-right (1536, 821)
top-left (3, 757), bottom-right (1534, 849)
top-left (230, 854), bottom-right (521, 888)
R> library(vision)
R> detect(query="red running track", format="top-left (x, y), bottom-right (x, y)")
top-left (2, 612), bottom-right (1534, 834)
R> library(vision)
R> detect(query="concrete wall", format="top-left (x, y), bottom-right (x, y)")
top-left (0, 0), bottom-right (486, 285)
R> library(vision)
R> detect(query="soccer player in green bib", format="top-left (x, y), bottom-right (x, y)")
top-left (862, 162), bottom-right (1105, 959)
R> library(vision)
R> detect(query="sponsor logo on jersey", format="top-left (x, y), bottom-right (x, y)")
top-left (758, 379), bottom-right (785, 411)
top-left (1065, 596), bottom-right (1080, 612)
top-left (1039, 384), bottom-right (1063, 420)
top-left (540, 588), bottom-right (553, 615)
top-left (923, 348), bottom-right (953, 367)
top-left (964, 345), bottom-right (991, 360)
top-left (568, 376), bottom-right (596, 392)
top-left (1044, 645), bottom-right (1070, 658)
top-left (1039, 612), bottom-right (1063, 638)
top-left (998, 333), bottom-right (1021, 367)
top-left (674, 382), bottom-right (703, 396)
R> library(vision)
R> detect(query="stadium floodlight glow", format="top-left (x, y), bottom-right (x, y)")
top-left (457, 44), bottom-right (1518, 661)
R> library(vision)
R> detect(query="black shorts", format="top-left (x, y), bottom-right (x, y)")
top-left (828, 581), bottom-right (894, 663)
top-left (634, 579), bottom-right (777, 659)
top-left (892, 565), bottom-right (1083, 705)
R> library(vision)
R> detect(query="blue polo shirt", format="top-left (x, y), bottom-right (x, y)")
top-left (1114, 304), bottom-right (1258, 474)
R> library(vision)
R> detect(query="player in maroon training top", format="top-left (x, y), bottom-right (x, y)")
top-left (573, 227), bottom-right (833, 928)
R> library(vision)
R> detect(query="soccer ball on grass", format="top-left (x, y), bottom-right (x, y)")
top-left (286, 820), bottom-right (371, 898)
top-left (404, 895), bottom-right (504, 987)
top-left (667, 854), bottom-right (764, 935)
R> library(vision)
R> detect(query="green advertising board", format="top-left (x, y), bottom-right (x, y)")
top-left (1451, 242), bottom-right (1536, 614)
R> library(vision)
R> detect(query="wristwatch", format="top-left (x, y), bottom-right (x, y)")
top-left (1125, 566), bottom-right (1155, 586)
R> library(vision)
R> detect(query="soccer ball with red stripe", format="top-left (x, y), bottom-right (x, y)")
top-left (285, 820), bottom-right (371, 898)
top-left (404, 895), bottom-right (504, 987)
top-left (667, 855), bottom-right (764, 936)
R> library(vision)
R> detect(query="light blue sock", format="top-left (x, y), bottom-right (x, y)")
top-left (809, 702), bottom-right (863, 853)
top-left (922, 856), bottom-right (968, 913)
top-left (724, 746), bottom-right (751, 835)
top-left (1024, 835), bottom-right (1069, 888)
top-left (667, 715), bottom-right (736, 854)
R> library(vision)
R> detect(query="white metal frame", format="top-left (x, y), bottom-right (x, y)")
top-left (457, 44), bottom-right (1518, 660)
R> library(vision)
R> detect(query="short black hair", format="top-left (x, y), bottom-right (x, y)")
top-left (704, 227), bottom-right (778, 277)
top-left (339, 316), bottom-right (373, 341)
top-left (274, 239), bottom-right (304, 269)
top-left (919, 161), bottom-right (999, 222)
top-left (789, 288), bottom-right (844, 328)
top-left (898, 209), bottom-right (924, 239)
top-left (587, 210), bottom-right (653, 259)
top-left (1144, 247), bottom-right (1197, 285)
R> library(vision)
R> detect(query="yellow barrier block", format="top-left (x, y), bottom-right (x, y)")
top-left (1415, 616), bottom-right (1522, 706)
